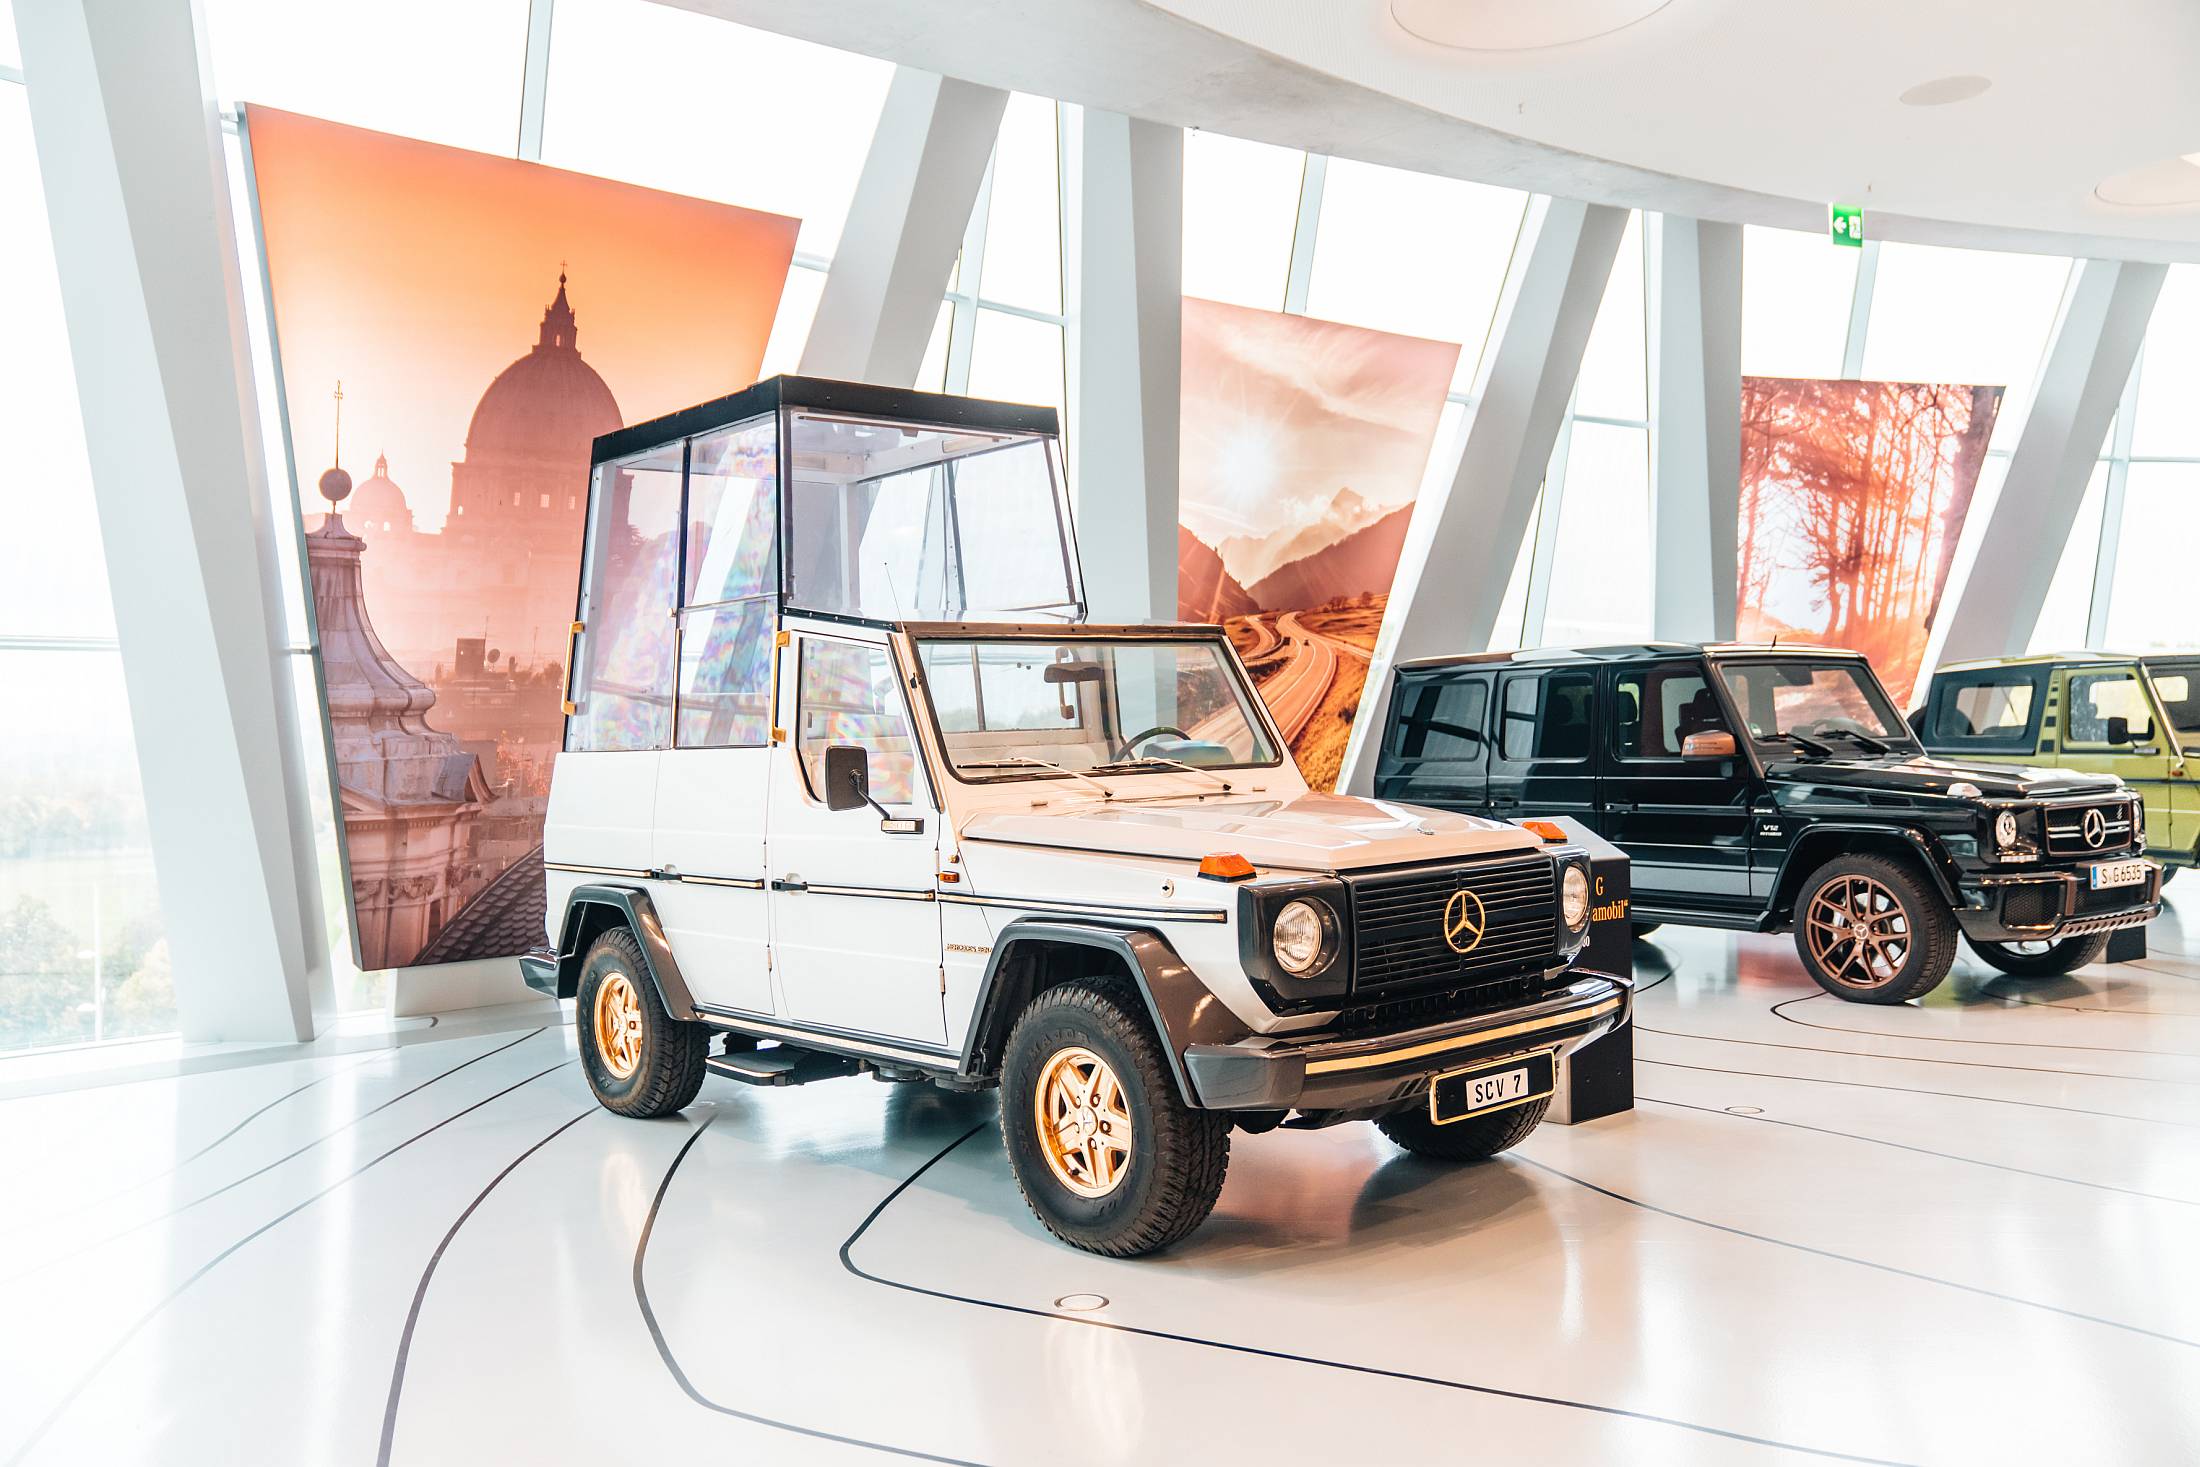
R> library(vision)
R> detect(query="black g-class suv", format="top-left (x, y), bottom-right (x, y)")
top-left (1374, 643), bottom-right (2163, 1003)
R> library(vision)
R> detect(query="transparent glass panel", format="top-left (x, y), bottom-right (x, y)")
top-left (1304, 160), bottom-right (1527, 391)
top-left (1181, 130), bottom-right (1304, 311)
top-left (760, 265), bottom-right (826, 381)
top-left (205, 0), bottom-right (530, 152)
top-left (566, 444), bottom-right (681, 751)
top-left (784, 412), bottom-right (1076, 622)
top-left (2066, 669), bottom-right (2153, 746)
top-left (1, 1), bottom-right (16, 69)
top-left (2104, 462), bottom-right (2200, 654)
top-left (2132, 265), bottom-right (2200, 457)
top-left (0, 649), bottom-right (171, 1053)
top-left (977, 94), bottom-right (1061, 314)
top-left (542, 0), bottom-right (893, 259)
top-left (1741, 224), bottom-right (1858, 380)
top-left (1539, 424), bottom-right (1651, 646)
top-left (676, 598), bottom-right (774, 750)
top-left (1574, 212), bottom-right (1646, 422)
top-left (1615, 668), bottom-right (1719, 759)
top-left (2027, 461), bottom-right (2107, 653)
top-left (1, 86), bottom-right (113, 641)
top-left (918, 300), bottom-right (953, 393)
top-left (966, 310), bottom-right (1066, 422)
top-left (683, 418), bottom-right (777, 606)
top-left (1862, 243), bottom-right (2071, 453)
top-left (796, 639), bottom-right (919, 805)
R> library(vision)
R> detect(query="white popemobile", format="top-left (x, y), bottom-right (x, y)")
top-left (526, 377), bottom-right (1628, 1255)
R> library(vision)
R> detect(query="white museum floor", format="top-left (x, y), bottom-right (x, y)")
top-left (3, 892), bottom-right (2197, 1467)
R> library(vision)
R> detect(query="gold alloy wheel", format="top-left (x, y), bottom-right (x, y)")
top-left (593, 970), bottom-right (645, 1079)
top-left (1034, 1045), bottom-right (1134, 1199)
top-left (1804, 874), bottom-right (1913, 988)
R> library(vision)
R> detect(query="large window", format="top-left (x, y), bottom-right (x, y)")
top-left (676, 419), bottom-right (778, 750)
top-left (1740, 224), bottom-right (1857, 379)
top-left (1, 87), bottom-right (173, 1052)
top-left (1861, 242), bottom-right (2071, 453)
top-left (566, 443), bottom-right (683, 753)
top-left (1181, 131), bottom-right (1305, 310)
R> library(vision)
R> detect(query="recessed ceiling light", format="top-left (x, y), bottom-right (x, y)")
top-left (1390, 0), bottom-right (1673, 51)
top-left (1898, 75), bottom-right (1992, 107)
top-left (2096, 155), bottom-right (2200, 210)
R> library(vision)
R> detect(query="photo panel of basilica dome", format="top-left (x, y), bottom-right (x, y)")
top-left (244, 106), bottom-right (797, 970)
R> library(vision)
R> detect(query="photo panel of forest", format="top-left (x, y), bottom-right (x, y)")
top-left (1737, 378), bottom-right (2002, 704)
top-left (1178, 299), bottom-right (1458, 789)
top-left (247, 107), bottom-right (796, 970)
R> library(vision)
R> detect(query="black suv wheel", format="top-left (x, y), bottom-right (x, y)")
top-left (1793, 854), bottom-right (1956, 1004)
top-left (1000, 982), bottom-right (1231, 1257)
top-left (576, 928), bottom-right (708, 1118)
top-left (1968, 933), bottom-right (2110, 977)
top-left (1378, 1094), bottom-right (1549, 1162)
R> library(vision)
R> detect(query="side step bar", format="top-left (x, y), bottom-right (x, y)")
top-left (706, 1045), bottom-right (863, 1088)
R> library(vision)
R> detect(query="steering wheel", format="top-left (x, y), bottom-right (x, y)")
top-left (1110, 724), bottom-right (1190, 762)
top-left (1794, 717), bottom-right (1866, 739)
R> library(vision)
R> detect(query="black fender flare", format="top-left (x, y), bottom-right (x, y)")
top-left (1768, 823), bottom-right (1962, 921)
top-left (956, 918), bottom-right (1251, 1108)
top-left (548, 884), bottom-right (697, 1019)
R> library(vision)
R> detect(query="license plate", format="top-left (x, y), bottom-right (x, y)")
top-left (1429, 1050), bottom-right (1556, 1126)
top-left (2088, 859), bottom-right (2150, 891)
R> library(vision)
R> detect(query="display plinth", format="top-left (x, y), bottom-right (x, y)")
top-left (1534, 817), bottom-right (1634, 1126)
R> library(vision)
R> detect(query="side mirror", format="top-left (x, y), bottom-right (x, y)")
top-left (822, 744), bottom-right (872, 812)
top-left (2105, 715), bottom-right (2132, 745)
top-left (1682, 730), bottom-right (1737, 758)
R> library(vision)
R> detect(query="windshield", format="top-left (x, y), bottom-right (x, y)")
top-left (2148, 662), bottom-right (2200, 744)
top-left (1718, 660), bottom-right (1913, 751)
top-left (915, 637), bottom-right (1282, 781)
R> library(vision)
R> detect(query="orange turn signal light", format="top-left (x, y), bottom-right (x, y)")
top-left (1198, 852), bottom-right (1257, 882)
top-left (1519, 819), bottom-right (1568, 843)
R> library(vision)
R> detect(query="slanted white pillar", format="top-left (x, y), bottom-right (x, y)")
top-left (18, 0), bottom-right (333, 1040)
top-left (1647, 215), bottom-right (1743, 641)
top-left (1340, 196), bottom-right (1627, 795)
top-left (1934, 258), bottom-right (2165, 664)
top-left (1073, 109), bottom-right (1182, 624)
top-left (799, 67), bottom-right (1007, 386)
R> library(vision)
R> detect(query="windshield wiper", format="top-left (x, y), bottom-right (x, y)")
top-left (1089, 755), bottom-right (1234, 792)
top-left (953, 755), bottom-right (1116, 798)
top-left (1780, 733), bottom-right (1836, 759)
top-left (1832, 728), bottom-right (1894, 754)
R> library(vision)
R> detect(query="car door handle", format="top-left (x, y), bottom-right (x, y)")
top-left (769, 877), bottom-right (807, 892)
top-left (1606, 801), bottom-right (1635, 814)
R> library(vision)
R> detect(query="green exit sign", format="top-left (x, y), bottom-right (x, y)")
top-left (1829, 204), bottom-right (1864, 247)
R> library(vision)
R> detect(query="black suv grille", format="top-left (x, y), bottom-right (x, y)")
top-left (1331, 973), bottom-right (1554, 1036)
top-left (1346, 853), bottom-right (1558, 997)
top-left (2043, 801), bottom-right (2137, 858)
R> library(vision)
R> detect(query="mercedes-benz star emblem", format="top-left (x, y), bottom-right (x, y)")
top-left (1442, 888), bottom-right (1487, 954)
top-left (2082, 807), bottom-right (2108, 848)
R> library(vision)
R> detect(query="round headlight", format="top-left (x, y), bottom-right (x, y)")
top-left (1272, 899), bottom-right (1328, 976)
top-left (1994, 810), bottom-right (2019, 848)
top-left (1560, 865), bottom-right (1591, 929)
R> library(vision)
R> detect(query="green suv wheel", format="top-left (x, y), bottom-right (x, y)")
top-left (1968, 933), bottom-right (2110, 977)
top-left (1792, 854), bottom-right (1956, 1004)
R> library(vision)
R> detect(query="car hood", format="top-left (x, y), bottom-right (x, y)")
top-left (1765, 753), bottom-right (2125, 800)
top-left (958, 791), bottom-right (1541, 872)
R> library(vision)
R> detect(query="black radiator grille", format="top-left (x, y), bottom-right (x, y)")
top-left (2043, 801), bottom-right (2137, 857)
top-left (1347, 853), bottom-right (1558, 997)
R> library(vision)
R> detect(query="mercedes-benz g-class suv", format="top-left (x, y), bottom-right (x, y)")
top-left (524, 378), bottom-right (1621, 1256)
top-left (1916, 652), bottom-right (2197, 884)
top-left (1373, 642), bottom-right (2162, 1002)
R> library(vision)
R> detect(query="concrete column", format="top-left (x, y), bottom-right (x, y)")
top-left (17, 0), bottom-right (333, 1041)
top-left (1340, 196), bottom-right (1627, 795)
top-left (799, 67), bottom-right (1007, 386)
top-left (1647, 215), bottom-right (1743, 641)
top-left (1073, 110), bottom-right (1182, 624)
top-left (1934, 258), bottom-right (2165, 663)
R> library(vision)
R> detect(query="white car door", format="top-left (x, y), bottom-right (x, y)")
top-left (767, 634), bottom-right (947, 1047)
top-left (651, 744), bottom-right (774, 1015)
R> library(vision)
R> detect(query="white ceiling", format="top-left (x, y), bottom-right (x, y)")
top-left (673, 0), bottom-right (2200, 262)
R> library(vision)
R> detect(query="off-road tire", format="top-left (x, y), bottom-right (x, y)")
top-left (576, 928), bottom-right (708, 1118)
top-left (1000, 981), bottom-right (1231, 1257)
top-left (1378, 1094), bottom-right (1549, 1163)
top-left (1792, 853), bottom-right (1957, 1004)
top-left (1967, 932), bottom-right (2111, 977)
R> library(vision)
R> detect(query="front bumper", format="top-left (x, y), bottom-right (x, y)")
top-left (1958, 863), bottom-right (2163, 944)
top-left (1181, 974), bottom-right (1629, 1112)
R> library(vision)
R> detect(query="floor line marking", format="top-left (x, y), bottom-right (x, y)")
top-left (1769, 992), bottom-right (2200, 1061)
top-left (1634, 1057), bottom-right (2197, 1128)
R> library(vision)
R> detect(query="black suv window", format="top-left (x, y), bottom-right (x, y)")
top-left (1499, 670), bottom-right (1594, 762)
top-left (1614, 666), bottom-right (1723, 759)
top-left (2066, 669), bottom-right (2155, 748)
top-left (1928, 670), bottom-right (2042, 750)
top-left (1391, 673), bottom-right (1489, 761)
